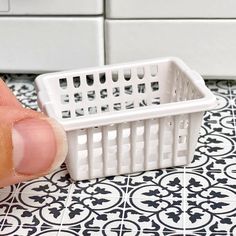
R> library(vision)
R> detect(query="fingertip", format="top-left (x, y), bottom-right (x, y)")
top-left (44, 118), bottom-right (68, 173)
top-left (12, 117), bottom-right (68, 177)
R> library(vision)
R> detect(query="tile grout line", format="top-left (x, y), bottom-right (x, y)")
top-left (183, 167), bottom-right (186, 236)
top-left (58, 183), bottom-right (74, 235)
top-left (0, 184), bottom-right (20, 232)
top-left (228, 82), bottom-right (236, 142)
top-left (228, 81), bottom-right (236, 174)
top-left (119, 175), bottom-right (130, 236)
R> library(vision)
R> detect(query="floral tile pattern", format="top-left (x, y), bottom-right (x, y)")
top-left (16, 164), bottom-right (72, 196)
top-left (0, 76), bottom-right (236, 235)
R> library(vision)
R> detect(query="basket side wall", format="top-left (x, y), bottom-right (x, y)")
top-left (65, 111), bottom-right (204, 180)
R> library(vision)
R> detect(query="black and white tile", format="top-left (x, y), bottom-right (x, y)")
top-left (0, 77), bottom-right (236, 235)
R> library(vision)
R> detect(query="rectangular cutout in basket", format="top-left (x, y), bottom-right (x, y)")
top-left (35, 57), bottom-right (216, 180)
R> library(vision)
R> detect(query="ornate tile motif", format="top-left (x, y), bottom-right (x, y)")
top-left (122, 198), bottom-right (184, 233)
top-left (16, 164), bottom-right (72, 196)
top-left (0, 77), bottom-right (236, 235)
top-left (126, 170), bottom-right (184, 202)
top-left (70, 174), bottom-right (129, 198)
top-left (205, 80), bottom-right (230, 96)
top-left (61, 194), bottom-right (124, 231)
top-left (184, 171), bottom-right (236, 234)
top-left (0, 186), bottom-right (16, 233)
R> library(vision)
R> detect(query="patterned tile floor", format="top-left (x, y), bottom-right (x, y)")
top-left (0, 75), bottom-right (236, 235)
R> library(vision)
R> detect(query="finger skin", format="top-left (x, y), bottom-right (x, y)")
top-left (0, 80), bottom-right (49, 187)
top-left (0, 106), bottom-right (45, 187)
top-left (0, 79), bottom-right (24, 185)
top-left (0, 79), bottom-right (22, 108)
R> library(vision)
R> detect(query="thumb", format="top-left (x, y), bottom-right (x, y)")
top-left (0, 106), bottom-right (68, 188)
top-left (0, 107), bottom-right (68, 187)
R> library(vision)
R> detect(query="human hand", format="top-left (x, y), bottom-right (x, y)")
top-left (0, 79), bottom-right (68, 187)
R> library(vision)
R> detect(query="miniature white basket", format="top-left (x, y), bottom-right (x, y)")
top-left (35, 57), bottom-right (216, 181)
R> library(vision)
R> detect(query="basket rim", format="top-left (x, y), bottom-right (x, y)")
top-left (35, 57), bottom-right (217, 131)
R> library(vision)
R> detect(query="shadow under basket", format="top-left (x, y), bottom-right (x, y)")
top-left (35, 57), bottom-right (216, 181)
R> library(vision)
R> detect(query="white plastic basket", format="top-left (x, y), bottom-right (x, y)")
top-left (35, 57), bottom-right (216, 181)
